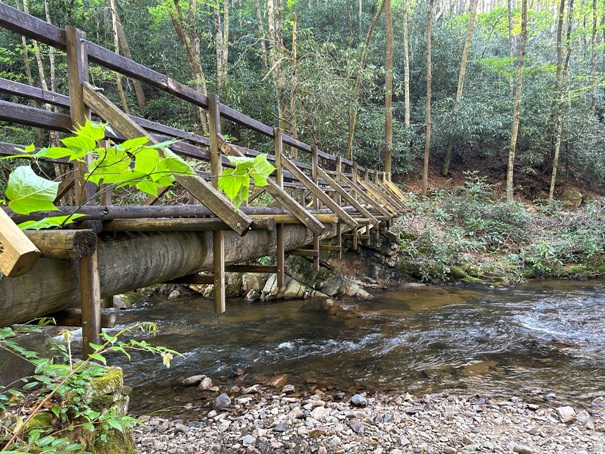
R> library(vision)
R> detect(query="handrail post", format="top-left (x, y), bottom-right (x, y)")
top-left (335, 156), bottom-right (343, 259)
top-left (311, 145), bottom-right (320, 271)
top-left (274, 128), bottom-right (285, 290)
top-left (66, 26), bottom-right (101, 358)
top-left (209, 93), bottom-right (226, 314)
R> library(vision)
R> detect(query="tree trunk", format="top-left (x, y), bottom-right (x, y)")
top-left (441, 0), bottom-right (477, 177)
top-left (507, 0), bottom-right (515, 92)
top-left (402, 0), bottom-right (410, 131)
top-left (506, 0), bottom-right (527, 202)
top-left (289, 13), bottom-right (298, 158)
top-left (168, 0), bottom-right (209, 133)
top-left (254, 0), bottom-right (269, 70)
top-left (422, 0), bottom-right (434, 198)
top-left (267, 0), bottom-right (287, 130)
top-left (214, 0), bottom-right (230, 93)
top-left (549, 0), bottom-right (574, 200)
top-left (109, 0), bottom-right (129, 114)
top-left (0, 224), bottom-right (340, 327)
top-left (590, 0), bottom-right (597, 114)
top-left (116, 17), bottom-right (146, 111)
top-left (345, 0), bottom-right (386, 160)
top-left (384, 0), bottom-right (393, 175)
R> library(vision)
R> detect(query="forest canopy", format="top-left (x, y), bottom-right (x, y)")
top-left (1, 0), bottom-right (605, 198)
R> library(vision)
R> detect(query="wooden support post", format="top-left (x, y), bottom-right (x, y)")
top-left (209, 94), bottom-right (225, 314)
top-left (65, 26), bottom-right (93, 205)
top-left (80, 238), bottom-right (101, 359)
top-left (0, 209), bottom-right (40, 277)
top-left (335, 157), bottom-right (343, 259)
top-left (311, 145), bottom-right (320, 271)
top-left (275, 128), bottom-right (285, 289)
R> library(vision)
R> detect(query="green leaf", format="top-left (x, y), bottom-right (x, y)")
top-left (107, 419), bottom-right (124, 431)
top-left (34, 146), bottom-right (76, 160)
top-left (61, 135), bottom-right (96, 152)
top-left (87, 148), bottom-right (131, 184)
top-left (5, 166), bottom-right (59, 214)
top-left (249, 154), bottom-right (275, 187)
top-left (133, 148), bottom-right (162, 175)
top-left (83, 422), bottom-right (95, 431)
top-left (120, 136), bottom-right (150, 151)
top-left (226, 155), bottom-right (256, 171)
top-left (19, 214), bottom-right (85, 230)
top-left (218, 168), bottom-right (245, 201)
top-left (75, 120), bottom-right (106, 141)
top-left (87, 354), bottom-right (107, 365)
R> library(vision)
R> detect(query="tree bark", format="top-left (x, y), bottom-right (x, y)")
top-left (549, 0), bottom-right (574, 200)
top-left (422, 0), bottom-right (434, 198)
top-left (0, 224), bottom-right (340, 327)
top-left (402, 0), bottom-right (410, 132)
top-left (253, 0), bottom-right (269, 70)
top-left (168, 0), bottom-right (209, 133)
top-left (345, 0), bottom-right (386, 160)
top-left (115, 17), bottom-right (146, 111)
top-left (214, 0), bottom-right (230, 93)
top-left (590, 0), bottom-right (597, 114)
top-left (267, 0), bottom-right (287, 130)
top-left (109, 0), bottom-right (129, 114)
top-left (384, 0), bottom-right (393, 175)
top-left (506, 0), bottom-right (527, 202)
top-left (441, 0), bottom-right (477, 177)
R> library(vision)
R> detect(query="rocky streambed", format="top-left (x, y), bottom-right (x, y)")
top-left (133, 377), bottom-right (605, 454)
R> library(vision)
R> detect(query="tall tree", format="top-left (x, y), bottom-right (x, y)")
top-left (422, 0), bottom-right (434, 197)
top-left (402, 0), bottom-right (411, 135)
top-left (214, 0), bottom-right (230, 93)
top-left (384, 0), bottom-right (394, 175)
top-left (590, 0), bottom-right (597, 114)
top-left (167, 0), bottom-right (209, 133)
top-left (267, 0), bottom-right (287, 130)
top-left (345, 0), bottom-right (386, 160)
top-left (550, 0), bottom-right (574, 200)
top-left (253, 0), bottom-right (269, 70)
top-left (506, 0), bottom-right (528, 202)
top-left (441, 0), bottom-right (478, 177)
top-left (109, 0), bottom-right (130, 114)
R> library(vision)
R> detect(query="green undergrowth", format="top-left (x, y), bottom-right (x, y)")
top-left (391, 172), bottom-right (605, 286)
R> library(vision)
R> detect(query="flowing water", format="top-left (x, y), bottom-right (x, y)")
top-left (109, 280), bottom-right (605, 416)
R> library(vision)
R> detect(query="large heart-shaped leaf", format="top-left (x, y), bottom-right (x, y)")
top-left (5, 166), bottom-right (59, 214)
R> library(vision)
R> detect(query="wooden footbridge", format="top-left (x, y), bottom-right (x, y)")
top-left (0, 4), bottom-right (405, 355)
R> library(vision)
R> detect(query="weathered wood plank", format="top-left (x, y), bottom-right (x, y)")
top-left (49, 308), bottom-right (117, 329)
top-left (82, 83), bottom-right (252, 235)
top-left (24, 229), bottom-right (97, 259)
top-left (287, 248), bottom-right (319, 257)
top-left (102, 218), bottom-right (274, 232)
top-left (217, 135), bottom-right (325, 236)
top-left (0, 209), bottom-right (40, 277)
top-left (224, 264), bottom-right (288, 273)
top-left (336, 173), bottom-right (393, 218)
top-left (0, 3), bottom-right (66, 49)
top-left (281, 155), bottom-right (358, 229)
top-left (79, 243), bottom-right (101, 358)
top-left (316, 165), bottom-right (378, 225)
top-left (218, 103), bottom-right (274, 137)
top-left (358, 179), bottom-right (399, 214)
top-left (0, 100), bottom-right (71, 131)
top-left (0, 78), bottom-right (70, 108)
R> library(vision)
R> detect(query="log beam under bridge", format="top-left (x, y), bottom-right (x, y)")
top-left (0, 223), bottom-right (340, 327)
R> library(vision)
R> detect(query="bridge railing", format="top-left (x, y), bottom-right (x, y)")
top-left (0, 3), bottom-right (404, 354)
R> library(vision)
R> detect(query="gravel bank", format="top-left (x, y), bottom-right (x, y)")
top-left (133, 380), bottom-right (605, 454)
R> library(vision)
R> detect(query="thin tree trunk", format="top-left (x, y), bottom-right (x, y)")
top-left (254, 0), bottom-right (269, 70)
top-left (109, 0), bottom-right (130, 114)
top-left (507, 0), bottom-right (515, 92)
top-left (384, 0), bottom-right (393, 175)
top-left (345, 0), bottom-right (386, 160)
top-left (267, 0), bottom-right (287, 130)
top-left (549, 0), bottom-right (574, 199)
top-left (168, 0), bottom-right (209, 133)
top-left (506, 0), bottom-right (527, 202)
top-left (214, 0), bottom-right (230, 93)
top-left (403, 0), bottom-right (411, 151)
top-left (590, 0), bottom-right (597, 114)
top-left (115, 8), bottom-right (146, 112)
top-left (289, 13), bottom-right (298, 157)
top-left (441, 0), bottom-right (478, 177)
top-left (422, 0), bottom-right (434, 198)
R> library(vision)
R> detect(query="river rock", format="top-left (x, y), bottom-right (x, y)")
top-left (513, 444), bottom-right (534, 454)
top-left (198, 377), bottom-right (214, 390)
top-left (282, 384), bottom-right (296, 394)
top-left (214, 393), bottom-right (232, 411)
top-left (350, 394), bottom-right (368, 408)
top-left (266, 374), bottom-right (289, 388)
top-left (348, 418), bottom-right (364, 435)
top-left (556, 406), bottom-right (576, 424)
top-left (242, 435), bottom-right (256, 446)
top-left (591, 397), bottom-right (605, 409)
top-left (181, 374), bottom-right (205, 386)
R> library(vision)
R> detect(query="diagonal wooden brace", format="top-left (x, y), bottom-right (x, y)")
top-left (82, 83), bottom-right (252, 236)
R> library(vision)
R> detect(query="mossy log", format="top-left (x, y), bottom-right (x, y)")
top-left (0, 224), bottom-right (339, 326)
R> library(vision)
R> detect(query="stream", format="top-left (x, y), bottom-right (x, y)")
top-left (108, 279), bottom-right (605, 416)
